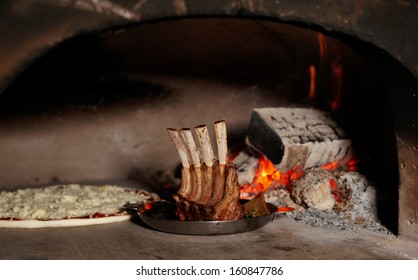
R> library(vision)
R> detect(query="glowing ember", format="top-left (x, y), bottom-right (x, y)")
top-left (143, 203), bottom-right (152, 210)
top-left (277, 206), bottom-right (295, 213)
top-left (329, 178), bottom-right (337, 190)
top-left (347, 158), bottom-right (359, 171)
top-left (322, 160), bottom-right (339, 171)
top-left (329, 178), bottom-right (341, 202)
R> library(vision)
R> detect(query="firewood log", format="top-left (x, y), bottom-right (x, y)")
top-left (247, 107), bottom-right (352, 172)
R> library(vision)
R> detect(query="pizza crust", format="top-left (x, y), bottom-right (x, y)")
top-left (0, 214), bottom-right (133, 228)
top-left (0, 184), bottom-right (158, 228)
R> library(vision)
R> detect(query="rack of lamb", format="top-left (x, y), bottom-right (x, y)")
top-left (167, 121), bottom-right (245, 221)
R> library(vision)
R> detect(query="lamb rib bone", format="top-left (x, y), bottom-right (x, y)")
top-left (167, 121), bottom-right (245, 221)
top-left (214, 121), bottom-right (228, 166)
top-left (195, 125), bottom-right (215, 167)
top-left (179, 128), bottom-right (202, 201)
top-left (194, 125), bottom-right (215, 204)
top-left (167, 129), bottom-right (191, 198)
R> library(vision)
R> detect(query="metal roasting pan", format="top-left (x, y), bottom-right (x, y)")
top-left (125, 201), bottom-right (279, 235)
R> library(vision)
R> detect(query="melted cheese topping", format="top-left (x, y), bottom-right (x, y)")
top-left (0, 184), bottom-right (159, 220)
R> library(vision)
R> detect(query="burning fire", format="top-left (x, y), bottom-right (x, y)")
top-left (318, 33), bottom-right (327, 62)
top-left (309, 32), bottom-right (344, 111)
top-left (308, 65), bottom-right (316, 100)
top-left (240, 155), bottom-right (304, 198)
top-left (253, 155), bottom-right (281, 190)
top-left (240, 155), bottom-right (357, 199)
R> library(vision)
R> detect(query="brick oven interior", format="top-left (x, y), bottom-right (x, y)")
top-left (1, 1), bottom-right (418, 259)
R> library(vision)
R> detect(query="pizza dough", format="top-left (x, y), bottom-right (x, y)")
top-left (0, 184), bottom-right (159, 228)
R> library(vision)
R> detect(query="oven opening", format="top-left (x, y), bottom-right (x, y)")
top-left (0, 18), bottom-right (402, 235)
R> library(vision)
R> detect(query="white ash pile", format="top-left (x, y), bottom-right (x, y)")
top-left (235, 151), bottom-right (391, 234)
top-left (264, 171), bottom-right (392, 234)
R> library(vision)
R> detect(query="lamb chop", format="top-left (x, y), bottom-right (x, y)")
top-left (167, 121), bottom-right (245, 221)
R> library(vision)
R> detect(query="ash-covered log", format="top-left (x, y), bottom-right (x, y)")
top-left (247, 107), bottom-right (352, 172)
top-left (291, 168), bottom-right (336, 211)
top-left (167, 121), bottom-right (245, 221)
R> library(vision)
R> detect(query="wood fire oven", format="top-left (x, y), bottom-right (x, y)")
top-left (0, 0), bottom-right (418, 259)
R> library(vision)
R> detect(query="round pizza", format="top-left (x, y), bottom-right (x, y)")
top-left (0, 184), bottom-right (159, 228)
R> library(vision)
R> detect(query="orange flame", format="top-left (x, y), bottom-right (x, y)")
top-left (318, 33), bottom-right (327, 62)
top-left (315, 32), bottom-right (345, 111)
top-left (308, 65), bottom-right (316, 100)
top-left (253, 155), bottom-right (281, 191)
top-left (240, 155), bottom-right (304, 198)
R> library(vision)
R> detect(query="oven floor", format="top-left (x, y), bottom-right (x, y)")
top-left (1, 217), bottom-right (417, 260)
